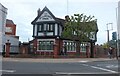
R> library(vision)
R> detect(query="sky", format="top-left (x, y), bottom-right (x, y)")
top-left (0, 0), bottom-right (120, 45)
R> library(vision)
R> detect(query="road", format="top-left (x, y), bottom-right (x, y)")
top-left (1, 58), bottom-right (119, 76)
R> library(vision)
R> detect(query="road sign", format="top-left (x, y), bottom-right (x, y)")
top-left (112, 32), bottom-right (117, 40)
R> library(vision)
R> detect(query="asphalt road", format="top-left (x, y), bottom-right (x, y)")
top-left (1, 59), bottom-right (119, 76)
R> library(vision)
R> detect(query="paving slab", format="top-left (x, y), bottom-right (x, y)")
top-left (2, 58), bottom-right (117, 63)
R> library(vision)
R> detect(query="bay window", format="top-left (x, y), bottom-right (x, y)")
top-left (39, 41), bottom-right (54, 51)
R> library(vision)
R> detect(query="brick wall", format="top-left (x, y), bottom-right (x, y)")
top-left (5, 23), bottom-right (16, 35)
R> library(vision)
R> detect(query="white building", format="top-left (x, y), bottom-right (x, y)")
top-left (0, 4), bottom-right (19, 54)
top-left (0, 3), bottom-right (7, 75)
top-left (0, 3), bottom-right (7, 53)
top-left (118, 1), bottom-right (120, 39)
top-left (117, 1), bottom-right (120, 57)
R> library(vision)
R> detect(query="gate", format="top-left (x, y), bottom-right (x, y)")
top-left (10, 45), bottom-right (19, 54)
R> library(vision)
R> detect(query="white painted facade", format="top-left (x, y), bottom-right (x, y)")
top-left (38, 32), bottom-right (44, 36)
top-left (34, 25), bottom-right (37, 36)
top-left (0, 4), bottom-right (7, 75)
top-left (55, 24), bottom-right (58, 35)
top-left (46, 32), bottom-right (53, 36)
top-left (0, 3), bottom-right (7, 52)
top-left (2, 35), bottom-right (19, 46)
top-left (118, 1), bottom-right (120, 39)
top-left (3, 35), bottom-right (19, 53)
top-left (35, 24), bottom-right (59, 36)
top-left (59, 25), bottom-right (62, 36)
top-left (36, 11), bottom-right (55, 22)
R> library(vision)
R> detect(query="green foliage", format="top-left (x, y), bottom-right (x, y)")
top-left (102, 40), bottom-right (118, 49)
top-left (102, 42), bottom-right (108, 48)
top-left (62, 14), bottom-right (98, 42)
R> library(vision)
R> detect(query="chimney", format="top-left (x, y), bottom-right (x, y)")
top-left (65, 15), bottom-right (70, 22)
top-left (37, 8), bottom-right (41, 16)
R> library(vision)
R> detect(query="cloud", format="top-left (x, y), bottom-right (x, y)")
top-left (1, 0), bottom-right (118, 44)
top-left (69, 0), bottom-right (119, 3)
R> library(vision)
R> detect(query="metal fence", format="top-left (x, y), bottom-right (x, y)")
top-left (10, 45), bottom-right (19, 54)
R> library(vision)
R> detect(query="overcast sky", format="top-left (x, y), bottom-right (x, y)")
top-left (1, 0), bottom-right (119, 45)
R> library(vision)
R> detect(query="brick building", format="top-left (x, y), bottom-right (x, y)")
top-left (29, 6), bottom-right (98, 58)
top-left (5, 19), bottom-right (16, 35)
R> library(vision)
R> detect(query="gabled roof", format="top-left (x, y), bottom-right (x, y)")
top-left (31, 6), bottom-right (56, 24)
top-left (6, 19), bottom-right (15, 25)
top-left (56, 17), bottom-right (65, 26)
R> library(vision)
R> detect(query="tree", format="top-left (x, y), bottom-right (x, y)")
top-left (62, 14), bottom-right (98, 56)
top-left (102, 42), bottom-right (108, 49)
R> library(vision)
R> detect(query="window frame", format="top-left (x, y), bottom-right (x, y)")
top-left (38, 41), bottom-right (54, 51)
top-left (38, 25), bottom-right (43, 32)
top-left (80, 42), bottom-right (87, 52)
top-left (64, 41), bottom-right (76, 52)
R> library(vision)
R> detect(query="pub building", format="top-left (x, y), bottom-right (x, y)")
top-left (30, 6), bottom-right (98, 58)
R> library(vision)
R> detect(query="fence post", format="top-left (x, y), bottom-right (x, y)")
top-left (53, 39), bottom-right (59, 58)
top-left (5, 40), bottom-right (11, 57)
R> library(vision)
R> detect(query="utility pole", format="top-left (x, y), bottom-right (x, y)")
top-left (66, 0), bottom-right (69, 15)
top-left (106, 23), bottom-right (113, 48)
top-left (112, 32), bottom-right (118, 59)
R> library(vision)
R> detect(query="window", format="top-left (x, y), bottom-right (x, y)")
top-left (49, 24), bottom-right (53, 31)
top-left (42, 41), bottom-right (46, 50)
top-left (72, 42), bottom-right (76, 51)
top-left (90, 32), bottom-right (95, 40)
top-left (64, 41), bottom-right (76, 52)
top-left (46, 24), bottom-right (49, 31)
top-left (73, 30), bottom-right (77, 35)
top-left (39, 41), bottom-right (43, 50)
top-left (39, 25), bottom-right (42, 31)
top-left (39, 41), bottom-right (54, 51)
top-left (44, 24), bottom-right (47, 31)
top-left (80, 42), bottom-right (87, 52)
top-left (43, 24), bottom-right (53, 31)
top-left (46, 41), bottom-right (50, 50)
top-left (5, 27), bottom-right (12, 33)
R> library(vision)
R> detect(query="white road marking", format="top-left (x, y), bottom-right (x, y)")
top-left (0, 70), bottom-right (15, 73)
top-left (81, 64), bottom-right (118, 73)
top-left (79, 61), bottom-right (88, 63)
top-left (106, 65), bottom-right (118, 68)
top-left (82, 64), bottom-right (89, 66)
top-left (56, 63), bottom-right (118, 75)
top-left (55, 72), bottom-right (118, 75)
top-left (90, 66), bottom-right (117, 73)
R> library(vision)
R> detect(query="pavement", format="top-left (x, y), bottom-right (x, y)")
top-left (2, 57), bottom-right (118, 63)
